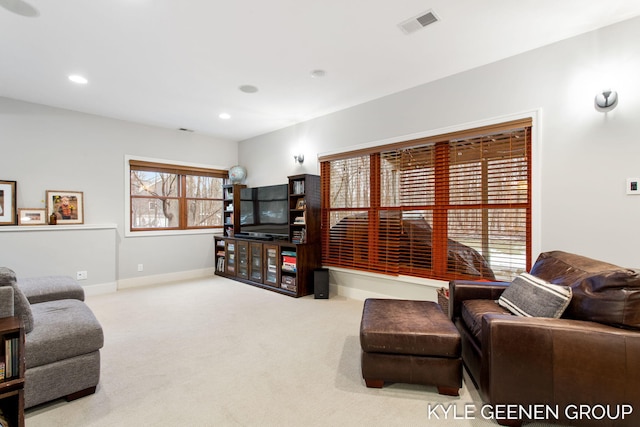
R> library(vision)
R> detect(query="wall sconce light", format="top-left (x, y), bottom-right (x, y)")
top-left (294, 154), bottom-right (305, 164)
top-left (595, 89), bottom-right (618, 111)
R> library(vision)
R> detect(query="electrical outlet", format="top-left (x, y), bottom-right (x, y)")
top-left (137, 264), bottom-right (144, 272)
top-left (627, 178), bottom-right (640, 195)
top-left (76, 271), bottom-right (88, 280)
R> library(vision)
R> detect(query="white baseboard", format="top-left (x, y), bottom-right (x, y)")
top-left (117, 268), bottom-right (215, 290)
top-left (83, 281), bottom-right (118, 296)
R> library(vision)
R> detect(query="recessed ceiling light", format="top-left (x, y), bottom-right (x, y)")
top-left (68, 74), bottom-right (88, 85)
top-left (219, 113), bottom-right (231, 120)
top-left (310, 69), bottom-right (326, 78)
top-left (239, 85), bottom-right (258, 94)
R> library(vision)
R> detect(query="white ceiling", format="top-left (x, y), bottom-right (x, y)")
top-left (2, 1), bottom-right (640, 141)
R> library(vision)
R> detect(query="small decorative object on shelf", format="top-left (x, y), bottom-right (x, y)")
top-left (49, 212), bottom-right (57, 225)
top-left (228, 165), bottom-right (247, 184)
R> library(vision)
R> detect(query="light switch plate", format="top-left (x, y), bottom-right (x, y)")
top-left (627, 178), bottom-right (640, 195)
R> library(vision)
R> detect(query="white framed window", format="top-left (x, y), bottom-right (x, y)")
top-left (125, 156), bottom-right (228, 237)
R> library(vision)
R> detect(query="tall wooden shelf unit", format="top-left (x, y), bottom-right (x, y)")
top-left (222, 183), bottom-right (246, 237)
top-left (0, 317), bottom-right (25, 427)
top-left (214, 174), bottom-right (321, 298)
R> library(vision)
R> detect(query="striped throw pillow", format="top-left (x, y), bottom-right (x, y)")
top-left (498, 272), bottom-right (572, 318)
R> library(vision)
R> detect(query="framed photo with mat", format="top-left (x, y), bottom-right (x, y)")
top-left (46, 190), bottom-right (84, 224)
top-left (0, 180), bottom-right (17, 225)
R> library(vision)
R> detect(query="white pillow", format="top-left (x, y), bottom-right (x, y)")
top-left (498, 272), bottom-right (572, 318)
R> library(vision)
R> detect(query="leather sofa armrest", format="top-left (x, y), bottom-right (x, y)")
top-left (449, 280), bottom-right (509, 319)
top-left (480, 314), bottom-right (640, 419)
top-left (0, 286), bottom-right (15, 318)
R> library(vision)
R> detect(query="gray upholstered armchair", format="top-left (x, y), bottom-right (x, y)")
top-left (0, 267), bottom-right (104, 408)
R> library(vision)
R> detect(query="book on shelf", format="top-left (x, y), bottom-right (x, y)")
top-left (3, 337), bottom-right (18, 379)
top-left (281, 250), bottom-right (296, 257)
top-left (281, 275), bottom-right (297, 291)
top-left (216, 257), bottom-right (225, 272)
top-left (282, 255), bottom-right (296, 264)
top-left (281, 283), bottom-right (297, 292)
top-left (292, 180), bottom-right (305, 195)
top-left (282, 262), bottom-right (297, 273)
top-left (292, 228), bottom-right (306, 244)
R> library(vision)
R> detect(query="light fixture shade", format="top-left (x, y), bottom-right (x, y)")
top-left (595, 90), bottom-right (618, 110)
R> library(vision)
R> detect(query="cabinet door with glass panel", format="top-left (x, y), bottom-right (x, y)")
top-left (249, 242), bottom-right (263, 283)
top-left (263, 244), bottom-right (279, 287)
top-left (236, 241), bottom-right (249, 279)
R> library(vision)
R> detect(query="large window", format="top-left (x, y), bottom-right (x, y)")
top-left (129, 160), bottom-right (227, 232)
top-left (320, 119), bottom-right (532, 282)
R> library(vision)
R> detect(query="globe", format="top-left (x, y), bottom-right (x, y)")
top-left (229, 165), bottom-right (247, 183)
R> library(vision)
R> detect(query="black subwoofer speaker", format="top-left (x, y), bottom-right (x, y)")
top-left (314, 268), bottom-right (329, 299)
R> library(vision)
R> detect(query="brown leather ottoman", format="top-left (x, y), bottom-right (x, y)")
top-left (360, 298), bottom-right (462, 396)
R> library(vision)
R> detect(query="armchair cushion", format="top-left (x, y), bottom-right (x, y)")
top-left (461, 299), bottom-right (510, 342)
top-left (26, 299), bottom-right (104, 368)
top-left (18, 275), bottom-right (84, 304)
top-left (0, 267), bottom-right (34, 333)
top-left (530, 251), bottom-right (640, 329)
top-left (498, 272), bottom-right (572, 318)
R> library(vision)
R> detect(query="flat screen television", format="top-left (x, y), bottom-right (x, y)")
top-left (239, 184), bottom-right (289, 238)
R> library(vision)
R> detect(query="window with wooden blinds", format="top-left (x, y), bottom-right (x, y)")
top-left (129, 160), bottom-right (228, 232)
top-left (321, 120), bottom-right (532, 282)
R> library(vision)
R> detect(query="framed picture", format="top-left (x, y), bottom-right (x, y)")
top-left (18, 208), bottom-right (47, 225)
top-left (0, 180), bottom-right (17, 225)
top-left (46, 190), bottom-right (84, 224)
top-left (295, 198), bottom-right (306, 210)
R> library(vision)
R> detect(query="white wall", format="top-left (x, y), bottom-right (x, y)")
top-left (2, 17), bottom-right (639, 300)
top-left (0, 98), bottom-right (237, 289)
top-left (239, 16), bottom-right (640, 299)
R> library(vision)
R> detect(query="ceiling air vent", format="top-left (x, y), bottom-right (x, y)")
top-left (398, 10), bottom-right (439, 35)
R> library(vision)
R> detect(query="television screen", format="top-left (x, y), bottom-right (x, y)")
top-left (239, 184), bottom-right (288, 236)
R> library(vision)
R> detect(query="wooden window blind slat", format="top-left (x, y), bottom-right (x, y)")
top-left (321, 120), bottom-right (532, 282)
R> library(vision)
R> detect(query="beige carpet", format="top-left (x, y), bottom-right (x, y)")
top-left (25, 276), bottom-right (563, 426)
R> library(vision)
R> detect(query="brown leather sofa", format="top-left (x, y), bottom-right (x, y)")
top-left (450, 251), bottom-right (640, 426)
